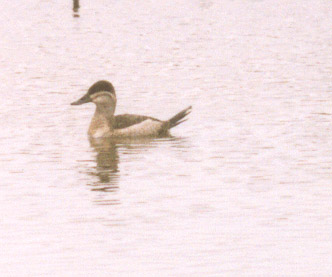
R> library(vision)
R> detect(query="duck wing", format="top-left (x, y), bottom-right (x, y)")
top-left (113, 114), bottom-right (161, 129)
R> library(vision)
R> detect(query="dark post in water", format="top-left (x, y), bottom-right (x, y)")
top-left (73, 0), bottom-right (80, 17)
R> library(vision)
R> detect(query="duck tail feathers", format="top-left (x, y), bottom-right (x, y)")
top-left (167, 106), bottom-right (192, 129)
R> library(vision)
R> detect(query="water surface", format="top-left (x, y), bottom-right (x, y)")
top-left (1, 1), bottom-right (332, 276)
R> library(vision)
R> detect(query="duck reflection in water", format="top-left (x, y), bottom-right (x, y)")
top-left (88, 137), bottom-right (163, 190)
top-left (87, 136), bottom-right (186, 205)
top-left (88, 137), bottom-right (120, 193)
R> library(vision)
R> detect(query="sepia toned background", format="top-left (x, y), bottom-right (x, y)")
top-left (1, 0), bottom-right (332, 276)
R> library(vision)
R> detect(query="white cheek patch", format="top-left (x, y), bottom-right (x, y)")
top-left (91, 91), bottom-right (116, 104)
top-left (91, 91), bottom-right (114, 98)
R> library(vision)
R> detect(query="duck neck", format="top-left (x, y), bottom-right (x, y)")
top-left (88, 103), bottom-right (115, 137)
top-left (95, 102), bottom-right (115, 116)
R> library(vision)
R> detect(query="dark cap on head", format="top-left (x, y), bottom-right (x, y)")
top-left (87, 80), bottom-right (115, 96)
top-left (71, 80), bottom-right (116, 105)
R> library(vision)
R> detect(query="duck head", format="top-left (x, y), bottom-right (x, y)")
top-left (71, 80), bottom-right (116, 107)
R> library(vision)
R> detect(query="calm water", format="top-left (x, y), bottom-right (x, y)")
top-left (1, 1), bottom-right (332, 276)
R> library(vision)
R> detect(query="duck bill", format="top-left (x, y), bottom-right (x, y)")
top-left (71, 94), bottom-right (91, 105)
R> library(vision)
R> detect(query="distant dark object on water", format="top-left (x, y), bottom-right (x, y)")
top-left (73, 0), bottom-right (80, 17)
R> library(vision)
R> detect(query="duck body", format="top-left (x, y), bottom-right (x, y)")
top-left (71, 80), bottom-right (191, 138)
top-left (88, 112), bottom-right (165, 138)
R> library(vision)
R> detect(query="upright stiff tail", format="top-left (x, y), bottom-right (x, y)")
top-left (168, 106), bottom-right (192, 129)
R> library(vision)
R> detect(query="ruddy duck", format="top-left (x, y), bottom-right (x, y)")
top-left (71, 80), bottom-right (191, 138)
